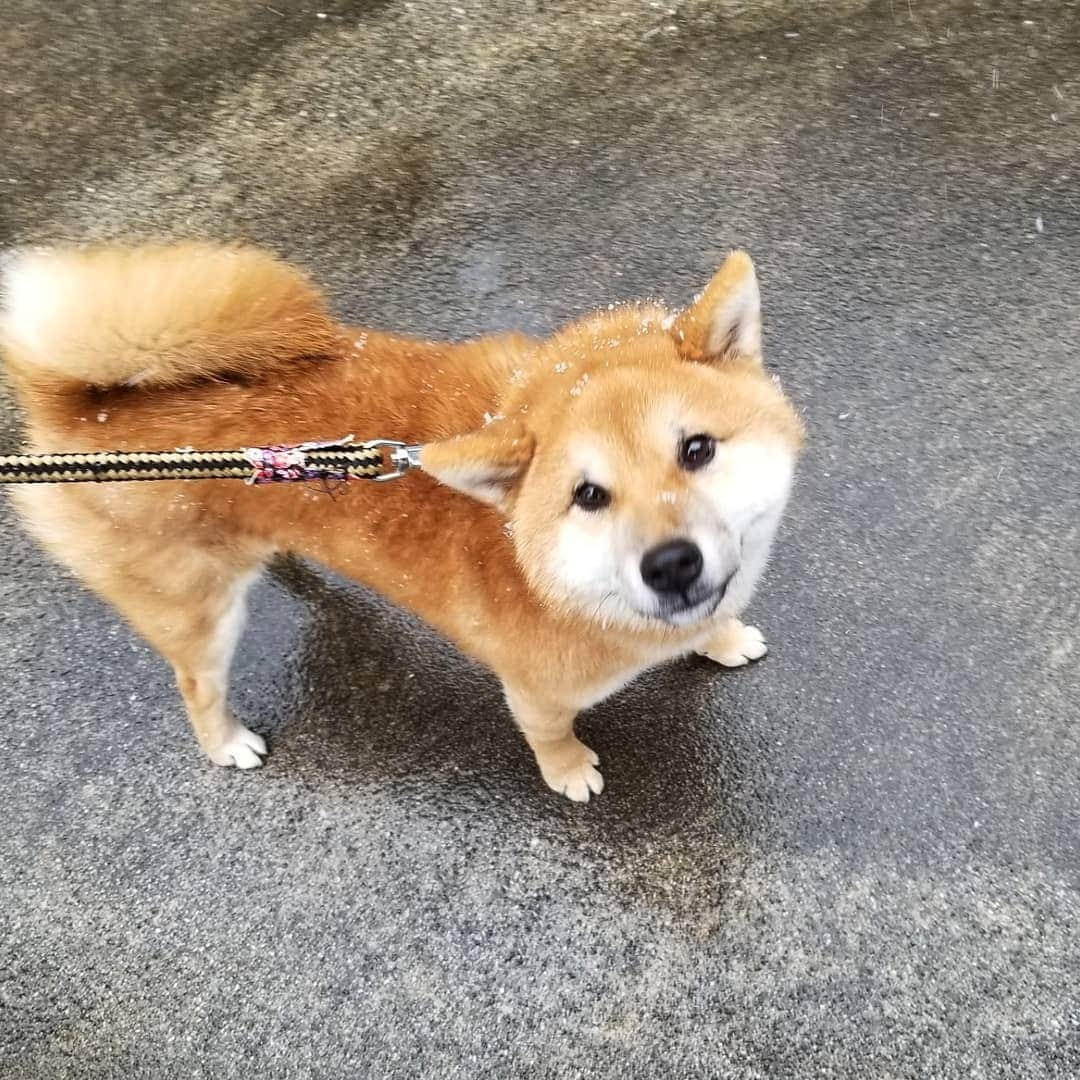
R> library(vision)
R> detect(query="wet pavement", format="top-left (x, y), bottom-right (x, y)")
top-left (2, 1), bottom-right (1079, 1076)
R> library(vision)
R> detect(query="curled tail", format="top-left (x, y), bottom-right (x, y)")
top-left (1, 242), bottom-right (342, 422)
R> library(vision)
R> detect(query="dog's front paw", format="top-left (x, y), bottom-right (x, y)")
top-left (536, 738), bottom-right (604, 803)
top-left (699, 620), bottom-right (768, 668)
top-left (206, 724), bottom-right (267, 769)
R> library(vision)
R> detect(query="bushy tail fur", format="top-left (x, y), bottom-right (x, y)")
top-left (0, 242), bottom-right (341, 407)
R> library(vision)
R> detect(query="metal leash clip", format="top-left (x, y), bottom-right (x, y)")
top-left (370, 440), bottom-right (424, 482)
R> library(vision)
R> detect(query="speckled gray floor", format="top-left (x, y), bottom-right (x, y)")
top-left (1, 2), bottom-right (1078, 1077)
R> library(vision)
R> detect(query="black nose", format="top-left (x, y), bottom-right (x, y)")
top-left (640, 539), bottom-right (704, 594)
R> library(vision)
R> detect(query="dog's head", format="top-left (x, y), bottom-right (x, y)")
top-left (423, 252), bottom-right (804, 630)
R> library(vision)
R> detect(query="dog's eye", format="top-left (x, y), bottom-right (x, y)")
top-left (678, 434), bottom-right (716, 471)
top-left (572, 482), bottom-right (611, 511)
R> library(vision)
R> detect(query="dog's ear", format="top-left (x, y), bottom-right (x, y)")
top-left (421, 417), bottom-right (535, 512)
top-left (670, 250), bottom-right (762, 363)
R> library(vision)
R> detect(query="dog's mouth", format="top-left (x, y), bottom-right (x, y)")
top-left (648, 570), bottom-right (737, 626)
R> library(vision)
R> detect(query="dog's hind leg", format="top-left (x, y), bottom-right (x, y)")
top-left (12, 486), bottom-right (272, 768)
top-left (156, 562), bottom-right (268, 768)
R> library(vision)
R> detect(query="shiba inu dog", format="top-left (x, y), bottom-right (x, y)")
top-left (1, 243), bottom-right (803, 801)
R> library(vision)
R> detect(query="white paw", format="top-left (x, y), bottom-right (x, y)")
top-left (699, 623), bottom-right (768, 668)
top-left (207, 725), bottom-right (267, 769)
top-left (539, 743), bottom-right (605, 803)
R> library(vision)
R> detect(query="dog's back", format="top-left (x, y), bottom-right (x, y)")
top-left (0, 242), bottom-right (534, 772)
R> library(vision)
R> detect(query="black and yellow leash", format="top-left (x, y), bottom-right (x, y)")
top-left (0, 438), bottom-right (422, 486)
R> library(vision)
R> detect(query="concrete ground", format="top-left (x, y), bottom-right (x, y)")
top-left (1, 1), bottom-right (1078, 1076)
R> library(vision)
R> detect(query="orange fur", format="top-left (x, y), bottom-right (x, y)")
top-left (1, 243), bottom-right (803, 800)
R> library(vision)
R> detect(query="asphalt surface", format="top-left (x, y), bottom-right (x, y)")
top-left (2, 1), bottom-right (1079, 1076)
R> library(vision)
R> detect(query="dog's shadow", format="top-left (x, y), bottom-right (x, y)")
top-left (235, 557), bottom-right (770, 924)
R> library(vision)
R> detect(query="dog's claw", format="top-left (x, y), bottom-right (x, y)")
top-left (560, 763), bottom-right (605, 803)
top-left (207, 725), bottom-right (267, 769)
top-left (699, 621), bottom-right (768, 668)
top-left (539, 740), bottom-right (604, 802)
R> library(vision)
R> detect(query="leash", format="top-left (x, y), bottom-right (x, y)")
top-left (0, 437), bottom-right (423, 486)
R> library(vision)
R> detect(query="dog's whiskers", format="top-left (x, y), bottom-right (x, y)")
top-left (589, 590), bottom-right (620, 627)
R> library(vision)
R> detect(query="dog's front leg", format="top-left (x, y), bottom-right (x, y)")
top-left (503, 685), bottom-right (604, 803)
